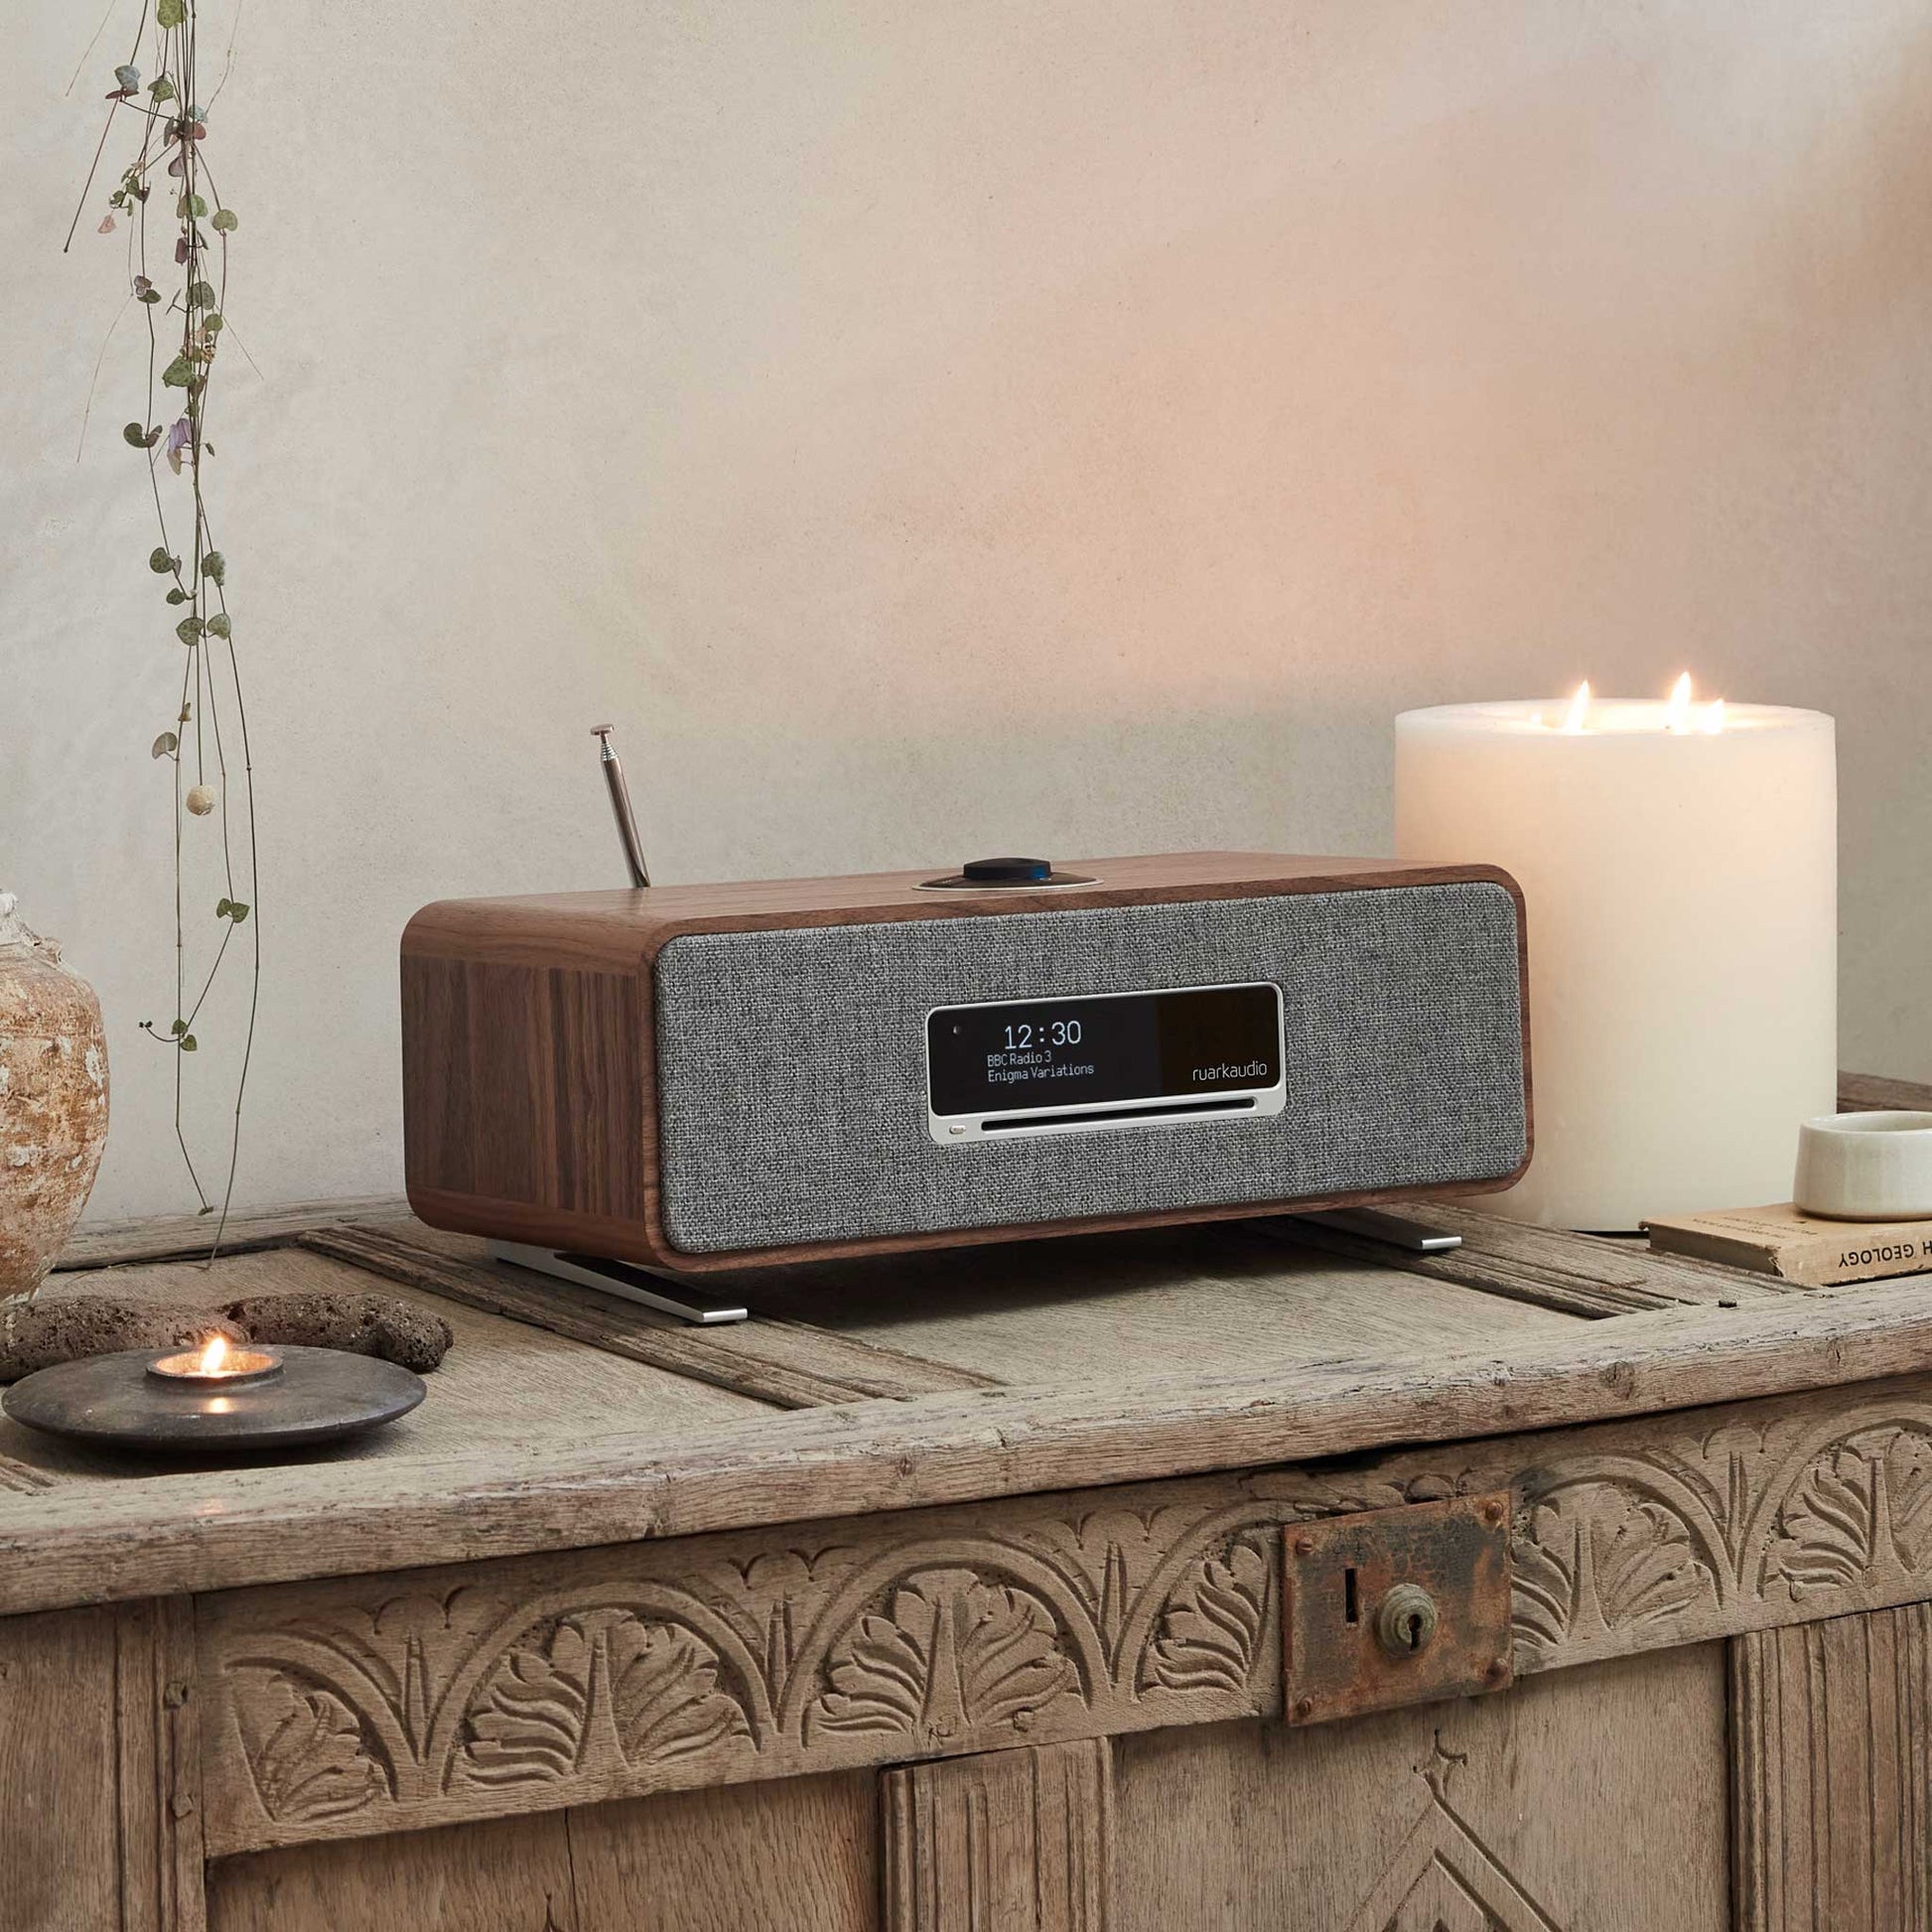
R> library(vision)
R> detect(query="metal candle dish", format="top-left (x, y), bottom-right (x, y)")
top-left (3, 1342), bottom-right (425, 1456)
top-left (149, 1336), bottom-right (285, 1386)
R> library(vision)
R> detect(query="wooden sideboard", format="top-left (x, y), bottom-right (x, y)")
top-left (5, 1071), bottom-right (1930, 1931)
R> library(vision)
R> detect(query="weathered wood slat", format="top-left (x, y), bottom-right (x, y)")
top-left (1841, 1070), bottom-right (1932, 1113)
top-left (730, 1216), bottom-right (1582, 1388)
top-left (563, 1773), bottom-right (881, 1932)
top-left (1418, 1197), bottom-right (1794, 1301)
top-left (1266, 1202), bottom-right (1781, 1317)
top-left (57, 1197), bottom-right (413, 1273)
top-left (1730, 1605), bottom-right (1932, 1932)
top-left (6, 1242), bottom-right (770, 1473)
top-left (10, 1269), bottom-right (1932, 1616)
top-left (115, 1596), bottom-right (206, 1932)
top-left (0, 1449), bottom-right (57, 1495)
top-left (0, 1598), bottom-right (207, 1931)
top-left (0, 1606), bottom-right (122, 1929)
top-left (205, 1814), bottom-right (579, 1932)
top-left (299, 1223), bottom-right (999, 1408)
top-left (884, 1741), bottom-right (1113, 1932)
top-left (1264, 1219), bottom-right (1671, 1317)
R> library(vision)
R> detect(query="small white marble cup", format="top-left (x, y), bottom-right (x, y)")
top-left (1794, 1112), bottom-right (1932, 1221)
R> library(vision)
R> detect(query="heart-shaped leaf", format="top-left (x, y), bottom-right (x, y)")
top-left (149, 547), bottom-right (176, 574)
top-left (156, 0), bottom-right (185, 26)
top-left (176, 616), bottom-right (205, 643)
top-left (124, 422), bottom-right (150, 448)
top-left (210, 207), bottom-right (238, 233)
top-left (152, 732), bottom-right (179, 759)
top-left (207, 613), bottom-right (231, 639)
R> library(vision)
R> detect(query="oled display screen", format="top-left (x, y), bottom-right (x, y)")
top-left (926, 983), bottom-right (1283, 1121)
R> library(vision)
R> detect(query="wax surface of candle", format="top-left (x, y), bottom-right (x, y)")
top-left (1395, 698), bottom-right (1836, 1229)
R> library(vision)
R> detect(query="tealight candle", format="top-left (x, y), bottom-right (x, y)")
top-left (1395, 678), bottom-right (1837, 1229)
top-left (148, 1332), bottom-right (283, 1386)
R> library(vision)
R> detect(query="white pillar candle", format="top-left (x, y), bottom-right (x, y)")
top-left (1394, 685), bottom-right (1836, 1229)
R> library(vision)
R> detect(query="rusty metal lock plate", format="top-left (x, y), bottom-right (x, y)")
top-left (1283, 1491), bottom-right (1513, 1725)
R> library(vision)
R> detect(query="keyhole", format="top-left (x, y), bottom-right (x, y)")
top-left (1373, 1584), bottom-right (1440, 1659)
top-left (1343, 1567), bottom-right (1359, 1626)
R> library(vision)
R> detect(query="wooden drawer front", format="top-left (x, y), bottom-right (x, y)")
top-left (1115, 1649), bottom-right (1728, 1932)
top-left (192, 1371), bottom-right (1932, 1857)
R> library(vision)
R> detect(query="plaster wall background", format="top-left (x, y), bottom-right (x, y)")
top-left (2, 0), bottom-right (1926, 1218)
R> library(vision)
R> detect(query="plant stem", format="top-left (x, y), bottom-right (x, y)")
top-left (78, 0), bottom-right (258, 1235)
top-left (62, 0), bottom-right (153, 248)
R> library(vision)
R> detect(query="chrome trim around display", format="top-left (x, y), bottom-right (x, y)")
top-left (925, 980), bottom-right (1288, 1146)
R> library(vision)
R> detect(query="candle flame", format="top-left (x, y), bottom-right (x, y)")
top-left (1560, 681), bottom-right (1591, 734)
top-left (197, 1332), bottom-right (229, 1375)
top-left (1664, 672), bottom-right (1727, 734)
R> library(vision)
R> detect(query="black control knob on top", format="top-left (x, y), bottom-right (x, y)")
top-left (918, 856), bottom-right (1095, 892)
top-left (962, 857), bottom-right (1053, 886)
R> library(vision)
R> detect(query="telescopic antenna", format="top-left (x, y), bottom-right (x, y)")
top-left (591, 725), bottom-right (651, 889)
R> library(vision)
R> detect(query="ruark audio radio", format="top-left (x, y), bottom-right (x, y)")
top-left (401, 761), bottom-right (1531, 1309)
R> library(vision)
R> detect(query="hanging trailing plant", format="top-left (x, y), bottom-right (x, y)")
top-left (69, 0), bottom-right (258, 1254)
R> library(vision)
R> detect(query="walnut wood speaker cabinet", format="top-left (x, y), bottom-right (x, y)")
top-left (399, 851), bottom-right (1533, 1274)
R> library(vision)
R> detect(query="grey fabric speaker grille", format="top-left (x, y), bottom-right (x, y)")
top-left (652, 884), bottom-right (1525, 1254)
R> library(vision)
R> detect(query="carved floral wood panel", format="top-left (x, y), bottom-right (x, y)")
top-left (198, 1372), bottom-right (1932, 1855)
top-left (1506, 1403), bottom-right (1932, 1666)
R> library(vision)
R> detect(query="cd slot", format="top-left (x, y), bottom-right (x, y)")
top-left (981, 1095), bottom-right (1259, 1134)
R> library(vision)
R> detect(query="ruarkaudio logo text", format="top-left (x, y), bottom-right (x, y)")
top-left (1192, 1061), bottom-right (1271, 1082)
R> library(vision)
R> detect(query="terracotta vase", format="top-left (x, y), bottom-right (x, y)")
top-left (0, 894), bottom-right (109, 1297)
